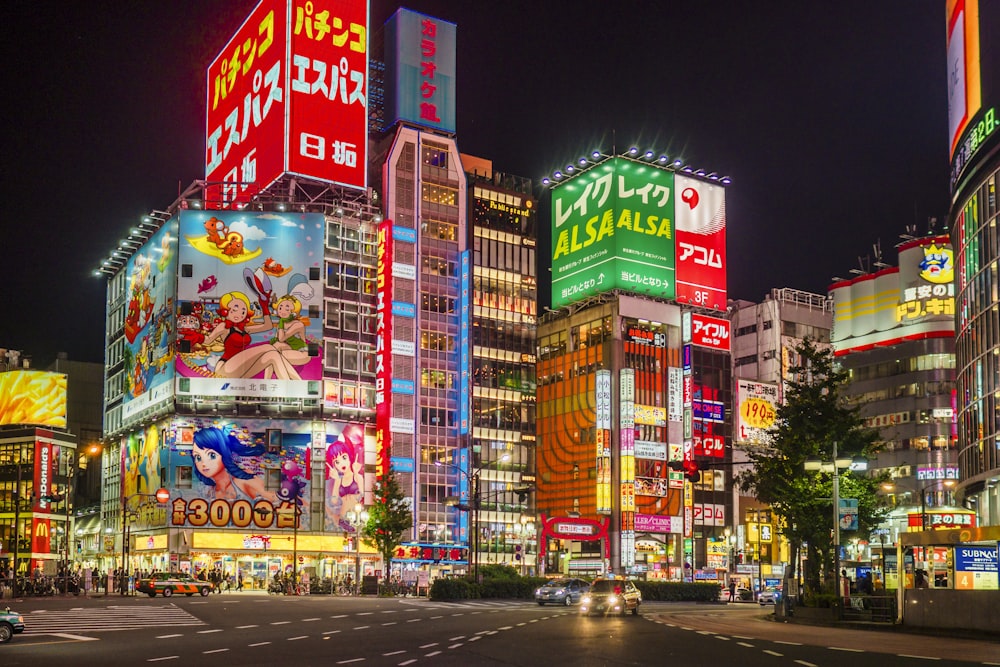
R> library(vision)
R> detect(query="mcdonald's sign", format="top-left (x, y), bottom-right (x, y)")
top-left (31, 518), bottom-right (51, 554)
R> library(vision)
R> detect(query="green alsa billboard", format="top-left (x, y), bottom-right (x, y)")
top-left (551, 157), bottom-right (675, 308)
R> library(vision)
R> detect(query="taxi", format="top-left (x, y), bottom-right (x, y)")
top-left (137, 572), bottom-right (212, 598)
top-left (1, 606), bottom-right (25, 643)
top-left (579, 575), bottom-right (642, 616)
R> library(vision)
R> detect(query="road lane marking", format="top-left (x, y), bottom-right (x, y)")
top-left (468, 636), bottom-right (481, 642)
top-left (249, 642), bottom-right (271, 646)
top-left (449, 636), bottom-right (466, 641)
top-left (794, 661), bottom-right (817, 667)
top-left (383, 650), bottom-right (406, 656)
top-left (498, 626), bottom-right (513, 630)
top-left (737, 642), bottom-right (755, 648)
top-left (147, 657), bottom-right (179, 662)
top-left (331, 614), bottom-right (348, 618)
top-left (203, 648), bottom-right (229, 654)
top-left (271, 621), bottom-right (291, 625)
top-left (425, 651), bottom-right (441, 657)
top-left (451, 613), bottom-right (464, 616)
top-left (235, 625), bottom-right (258, 629)
top-left (323, 630), bottom-right (342, 635)
top-left (420, 643), bottom-right (439, 648)
top-left (897, 655), bottom-right (941, 661)
top-left (763, 650), bottom-right (783, 657)
top-left (714, 635), bottom-right (731, 640)
top-left (357, 612), bottom-right (373, 616)
top-left (382, 622), bottom-right (397, 626)
top-left (197, 629), bottom-right (223, 634)
top-left (49, 633), bottom-right (99, 641)
top-left (399, 661), bottom-right (417, 666)
top-left (382, 610), bottom-right (398, 614)
top-left (775, 640), bottom-right (802, 645)
top-left (302, 617), bottom-right (321, 622)
top-left (829, 647), bottom-right (864, 652)
top-left (354, 626), bottom-right (370, 630)
top-left (406, 618), bottom-right (422, 623)
top-left (288, 636), bottom-right (308, 641)
top-left (431, 615), bottom-right (443, 619)
top-left (336, 659), bottom-right (365, 664)
top-left (157, 634), bottom-right (184, 639)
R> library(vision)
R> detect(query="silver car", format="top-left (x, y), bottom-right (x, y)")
top-left (535, 578), bottom-right (590, 606)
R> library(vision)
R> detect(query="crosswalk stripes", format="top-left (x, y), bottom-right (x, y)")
top-left (23, 604), bottom-right (205, 634)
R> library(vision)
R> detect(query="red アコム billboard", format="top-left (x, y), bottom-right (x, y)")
top-left (206, 0), bottom-right (369, 206)
top-left (674, 174), bottom-right (727, 311)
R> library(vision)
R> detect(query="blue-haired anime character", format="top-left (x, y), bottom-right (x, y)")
top-left (192, 426), bottom-right (278, 503)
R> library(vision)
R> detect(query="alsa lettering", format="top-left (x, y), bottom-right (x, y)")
top-left (553, 208), bottom-right (672, 259)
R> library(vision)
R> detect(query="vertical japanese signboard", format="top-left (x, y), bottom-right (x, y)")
top-left (459, 250), bottom-right (470, 434)
top-left (375, 220), bottom-right (394, 479)
top-left (385, 8), bottom-right (457, 133)
top-left (595, 370), bottom-right (612, 514)
top-left (206, 0), bottom-right (369, 207)
top-left (620, 369), bottom-right (636, 569)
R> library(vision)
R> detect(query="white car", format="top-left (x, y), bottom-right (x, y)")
top-left (758, 586), bottom-right (782, 605)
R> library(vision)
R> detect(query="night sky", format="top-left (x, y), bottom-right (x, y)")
top-left (3, 1), bottom-right (951, 366)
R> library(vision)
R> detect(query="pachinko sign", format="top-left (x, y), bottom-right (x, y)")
top-left (205, 0), bottom-right (369, 206)
top-left (168, 420), bottom-right (311, 530)
top-left (375, 220), bottom-right (394, 480)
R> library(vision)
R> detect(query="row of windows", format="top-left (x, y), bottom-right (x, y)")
top-left (472, 236), bottom-right (536, 276)
top-left (472, 358), bottom-right (535, 392)
top-left (323, 341), bottom-right (376, 374)
top-left (848, 353), bottom-right (956, 382)
top-left (326, 221), bottom-right (377, 256)
top-left (326, 262), bottom-right (377, 294)
top-left (850, 380), bottom-right (955, 403)
top-left (472, 320), bottom-right (535, 355)
top-left (539, 316), bottom-right (614, 360)
top-left (325, 300), bottom-right (376, 334)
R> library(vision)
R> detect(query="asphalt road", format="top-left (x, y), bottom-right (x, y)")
top-left (2, 593), bottom-right (998, 666)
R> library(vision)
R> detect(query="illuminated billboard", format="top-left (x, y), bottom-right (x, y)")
top-left (174, 210), bottom-right (324, 398)
top-left (384, 9), bottom-right (457, 133)
top-left (674, 174), bottom-right (727, 310)
top-left (0, 371), bottom-right (67, 427)
top-left (206, 0), bottom-right (369, 206)
top-left (324, 422), bottom-right (368, 532)
top-left (167, 418), bottom-right (312, 530)
top-left (735, 379), bottom-right (778, 445)
top-left (551, 157), bottom-right (676, 308)
top-left (374, 220), bottom-right (393, 481)
top-left (831, 235), bottom-right (955, 354)
top-left (948, 0), bottom-right (999, 189)
top-left (122, 219), bottom-right (178, 421)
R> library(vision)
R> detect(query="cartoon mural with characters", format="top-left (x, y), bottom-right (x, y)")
top-left (168, 418), bottom-right (312, 530)
top-left (174, 211), bottom-right (323, 388)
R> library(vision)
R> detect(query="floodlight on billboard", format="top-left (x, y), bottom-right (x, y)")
top-left (206, 0), bottom-right (369, 207)
top-left (0, 371), bottom-right (67, 428)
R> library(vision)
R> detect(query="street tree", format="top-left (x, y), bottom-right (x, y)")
top-left (737, 338), bottom-right (889, 599)
top-left (360, 466), bottom-right (412, 587)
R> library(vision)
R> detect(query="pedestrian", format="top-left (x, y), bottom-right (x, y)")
top-left (237, 570), bottom-right (244, 591)
top-left (728, 579), bottom-right (737, 602)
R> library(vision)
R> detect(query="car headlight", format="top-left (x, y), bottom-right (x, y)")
top-left (535, 588), bottom-right (541, 595)
top-left (581, 595), bottom-right (591, 604)
top-left (608, 595), bottom-right (619, 605)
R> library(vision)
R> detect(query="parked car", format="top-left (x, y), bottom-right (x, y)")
top-left (758, 585), bottom-right (782, 606)
top-left (0, 607), bottom-right (25, 643)
top-left (535, 578), bottom-right (590, 606)
top-left (579, 576), bottom-right (641, 616)
top-left (719, 586), bottom-right (754, 602)
top-left (137, 572), bottom-right (212, 598)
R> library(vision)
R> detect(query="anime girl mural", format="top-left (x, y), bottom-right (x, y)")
top-left (325, 424), bottom-right (366, 532)
top-left (192, 425), bottom-right (278, 503)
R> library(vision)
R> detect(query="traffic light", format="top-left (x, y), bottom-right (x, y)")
top-left (737, 550), bottom-right (744, 564)
top-left (667, 460), bottom-right (701, 483)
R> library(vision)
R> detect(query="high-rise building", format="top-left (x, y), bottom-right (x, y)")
top-left (463, 154), bottom-right (537, 573)
top-left (949, 0), bottom-right (1000, 528)
top-left (830, 233), bottom-right (961, 583)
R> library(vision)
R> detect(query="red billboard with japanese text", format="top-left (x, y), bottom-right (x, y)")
top-left (689, 312), bottom-right (731, 351)
top-left (206, 0), bottom-right (369, 207)
top-left (374, 220), bottom-right (393, 480)
top-left (674, 174), bottom-right (727, 311)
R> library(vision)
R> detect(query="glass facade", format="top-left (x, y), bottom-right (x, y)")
top-left (954, 163), bottom-right (1000, 526)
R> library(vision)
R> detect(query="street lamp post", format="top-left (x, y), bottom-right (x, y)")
top-left (805, 442), bottom-right (867, 616)
top-left (346, 503), bottom-right (368, 594)
top-left (120, 487), bottom-right (170, 595)
top-left (435, 460), bottom-right (480, 581)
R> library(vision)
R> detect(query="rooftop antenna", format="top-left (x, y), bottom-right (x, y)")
top-left (873, 239), bottom-right (889, 269)
top-left (900, 224), bottom-right (918, 242)
top-left (927, 216), bottom-right (938, 235)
